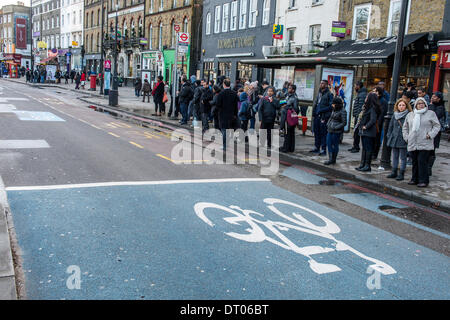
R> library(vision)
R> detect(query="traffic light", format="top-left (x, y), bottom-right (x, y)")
top-left (81, 45), bottom-right (85, 56)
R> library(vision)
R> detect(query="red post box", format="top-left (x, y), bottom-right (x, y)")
top-left (90, 74), bottom-right (97, 91)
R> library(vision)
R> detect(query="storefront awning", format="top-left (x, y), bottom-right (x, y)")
top-left (239, 56), bottom-right (362, 67)
top-left (315, 32), bottom-right (428, 64)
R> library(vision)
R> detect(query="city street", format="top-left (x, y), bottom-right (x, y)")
top-left (0, 79), bottom-right (449, 300)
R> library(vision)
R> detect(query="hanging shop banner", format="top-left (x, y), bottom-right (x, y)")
top-left (294, 68), bottom-right (316, 101)
top-left (331, 21), bottom-right (347, 38)
top-left (15, 18), bottom-right (27, 49)
top-left (273, 24), bottom-right (283, 40)
top-left (321, 67), bottom-right (354, 132)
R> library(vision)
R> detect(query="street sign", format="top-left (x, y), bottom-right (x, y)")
top-left (104, 60), bottom-right (111, 70)
top-left (431, 54), bottom-right (439, 62)
top-left (273, 25), bottom-right (283, 40)
top-left (178, 32), bottom-right (190, 44)
top-left (174, 24), bottom-right (180, 32)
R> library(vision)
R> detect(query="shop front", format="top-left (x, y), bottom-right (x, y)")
top-left (433, 40), bottom-right (450, 113)
top-left (0, 54), bottom-right (22, 78)
top-left (85, 54), bottom-right (102, 74)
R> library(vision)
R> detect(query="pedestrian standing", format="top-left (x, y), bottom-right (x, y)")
top-left (428, 92), bottom-right (446, 176)
top-left (178, 76), bottom-right (194, 125)
top-left (258, 86), bottom-right (280, 149)
top-left (210, 85), bottom-right (221, 130)
top-left (417, 87), bottom-right (430, 105)
top-left (151, 75), bottom-right (165, 116)
top-left (280, 88), bottom-right (300, 153)
top-left (142, 79), bottom-right (151, 102)
top-left (325, 97), bottom-right (347, 165)
top-left (134, 77), bottom-right (142, 97)
top-left (238, 91), bottom-right (251, 133)
top-left (355, 93), bottom-right (380, 172)
top-left (403, 98), bottom-right (441, 187)
top-left (80, 71), bottom-right (86, 89)
top-left (200, 80), bottom-right (213, 133)
top-left (372, 86), bottom-right (389, 160)
top-left (310, 80), bottom-right (333, 156)
top-left (75, 72), bottom-right (81, 89)
top-left (349, 81), bottom-right (367, 153)
top-left (386, 98), bottom-right (411, 181)
top-left (216, 79), bottom-right (239, 150)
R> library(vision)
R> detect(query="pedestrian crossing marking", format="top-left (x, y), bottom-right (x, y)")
top-left (13, 111), bottom-right (65, 122)
top-left (0, 140), bottom-right (50, 149)
top-left (0, 104), bottom-right (17, 113)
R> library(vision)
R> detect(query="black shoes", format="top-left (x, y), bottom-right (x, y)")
top-left (387, 169), bottom-right (398, 179)
top-left (396, 170), bottom-right (405, 181)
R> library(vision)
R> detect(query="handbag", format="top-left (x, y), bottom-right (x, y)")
top-left (162, 92), bottom-right (168, 103)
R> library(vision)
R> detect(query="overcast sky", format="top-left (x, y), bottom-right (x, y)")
top-left (0, 0), bottom-right (31, 7)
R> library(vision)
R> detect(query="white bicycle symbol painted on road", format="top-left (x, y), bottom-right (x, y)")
top-left (194, 198), bottom-right (397, 275)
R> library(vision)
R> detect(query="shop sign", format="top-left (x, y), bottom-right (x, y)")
top-left (273, 24), bottom-right (283, 40)
top-left (16, 18), bottom-right (27, 49)
top-left (37, 41), bottom-right (47, 49)
top-left (331, 21), bottom-right (346, 38)
top-left (218, 36), bottom-right (256, 49)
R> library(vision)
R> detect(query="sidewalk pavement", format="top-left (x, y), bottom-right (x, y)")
top-left (0, 176), bottom-right (16, 300)
top-left (5, 77), bottom-right (450, 213)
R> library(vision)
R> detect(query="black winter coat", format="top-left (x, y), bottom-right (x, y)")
top-left (327, 108), bottom-right (347, 134)
top-left (216, 88), bottom-right (239, 129)
top-left (312, 88), bottom-right (333, 121)
top-left (178, 82), bottom-right (194, 104)
top-left (200, 87), bottom-right (213, 114)
top-left (353, 87), bottom-right (368, 118)
top-left (258, 96), bottom-right (280, 123)
top-left (358, 107), bottom-right (378, 138)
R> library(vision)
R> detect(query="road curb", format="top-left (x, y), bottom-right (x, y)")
top-left (0, 176), bottom-right (17, 300)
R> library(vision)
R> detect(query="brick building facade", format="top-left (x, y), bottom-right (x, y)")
top-left (84, 0), bottom-right (107, 73)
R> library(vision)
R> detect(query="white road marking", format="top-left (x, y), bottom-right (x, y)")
top-left (0, 97), bottom-right (28, 103)
top-left (5, 178), bottom-right (271, 191)
top-left (13, 111), bottom-right (65, 122)
top-left (0, 140), bottom-right (50, 149)
top-left (0, 104), bottom-right (17, 113)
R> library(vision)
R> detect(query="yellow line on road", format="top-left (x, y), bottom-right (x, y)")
top-left (156, 154), bottom-right (212, 164)
top-left (108, 132), bottom-right (120, 138)
top-left (129, 141), bottom-right (144, 149)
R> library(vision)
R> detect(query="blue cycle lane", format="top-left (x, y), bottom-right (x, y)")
top-left (7, 179), bottom-right (450, 300)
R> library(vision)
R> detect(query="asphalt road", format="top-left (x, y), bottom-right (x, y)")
top-left (0, 80), bottom-right (449, 300)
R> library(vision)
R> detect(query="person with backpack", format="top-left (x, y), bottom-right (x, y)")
top-left (238, 91), bottom-right (251, 132)
top-left (142, 79), bottom-right (151, 102)
top-left (325, 97), bottom-right (347, 165)
top-left (134, 77), bottom-right (142, 97)
top-left (178, 76), bottom-right (194, 125)
top-left (200, 80), bottom-right (213, 133)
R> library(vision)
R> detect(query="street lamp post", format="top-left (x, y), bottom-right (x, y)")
top-left (380, 0), bottom-right (409, 169)
top-left (109, 4), bottom-right (119, 106)
top-left (100, 0), bottom-right (105, 95)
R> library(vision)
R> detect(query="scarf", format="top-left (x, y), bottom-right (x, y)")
top-left (412, 107), bottom-right (427, 132)
top-left (394, 110), bottom-right (408, 120)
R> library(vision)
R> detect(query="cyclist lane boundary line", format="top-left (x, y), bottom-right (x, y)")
top-left (5, 178), bottom-right (272, 191)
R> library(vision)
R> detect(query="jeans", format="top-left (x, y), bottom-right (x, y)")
top-left (327, 132), bottom-right (340, 155)
top-left (180, 102), bottom-right (189, 124)
top-left (411, 150), bottom-right (430, 184)
top-left (313, 117), bottom-right (327, 151)
top-left (135, 88), bottom-right (140, 97)
top-left (392, 147), bottom-right (407, 171)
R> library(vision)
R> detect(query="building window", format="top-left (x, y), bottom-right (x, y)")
top-left (172, 0), bottom-right (177, 9)
top-left (248, 0), bottom-right (257, 28)
top-left (138, 17), bottom-right (143, 37)
top-left (287, 27), bottom-right (295, 43)
top-left (56, 35), bottom-right (59, 48)
top-left (159, 0), bottom-right (164, 11)
top-left (214, 5), bottom-right (221, 34)
top-left (170, 20), bottom-right (175, 47)
top-left (86, 13), bottom-right (89, 28)
top-left (62, 14), bottom-right (64, 26)
top-left (312, 0), bottom-right (323, 5)
top-left (352, 4), bottom-right (371, 40)
top-left (98, 9), bottom-right (101, 26)
top-left (387, 0), bottom-right (410, 36)
top-left (183, 17), bottom-right (188, 32)
top-left (309, 24), bottom-right (321, 45)
top-left (158, 22), bottom-right (163, 50)
top-left (239, 0), bottom-right (247, 29)
top-left (150, 0), bottom-right (154, 13)
top-left (288, 0), bottom-right (296, 9)
top-left (262, 0), bottom-right (270, 25)
top-left (205, 12), bottom-right (211, 35)
top-left (230, 1), bottom-right (237, 31)
top-left (51, 17), bottom-right (54, 28)
top-left (222, 3), bottom-right (229, 32)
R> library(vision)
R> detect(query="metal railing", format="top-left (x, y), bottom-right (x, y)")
top-left (262, 43), bottom-right (324, 58)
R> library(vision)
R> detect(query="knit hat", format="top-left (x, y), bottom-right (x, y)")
top-left (433, 91), bottom-right (444, 101)
top-left (414, 97), bottom-right (428, 109)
